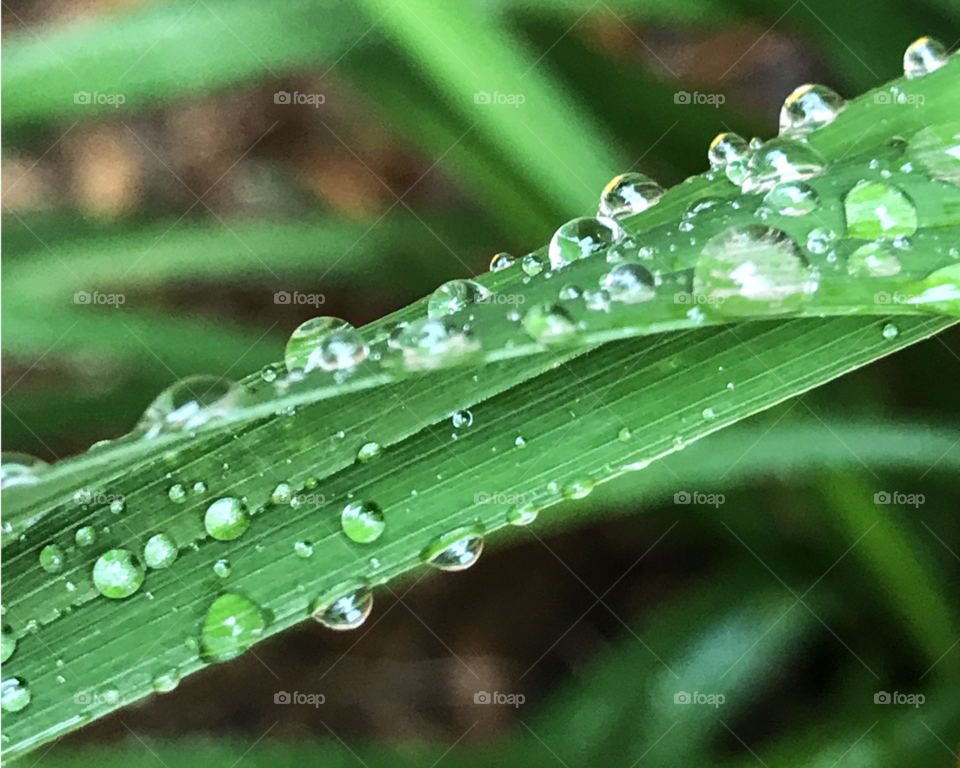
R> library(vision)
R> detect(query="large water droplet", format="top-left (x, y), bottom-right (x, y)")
top-left (507, 504), bottom-right (538, 527)
top-left (761, 182), bottom-right (820, 216)
top-left (152, 673), bottom-right (181, 693)
top-left (708, 132), bottom-right (750, 185)
top-left (357, 442), bottom-right (382, 463)
top-left (694, 225), bottom-right (813, 316)
top-left (421, 524), bottom-right (485, 571)
top-left (907, 264), bottom-right (960, 316)
top-left (285, 317), bottom-right (368, 374)
top-left (39, 544), bottom-right (65, 574)
top-left (0, 453), bottom-right (48, 489)
top-left (1, 627), bottom-right (17, 663)
top-left (548, 217), bottom-right (623, 269)
top-left (396, 318), bottom-right (480, 370)
top-left (522, 252), bottom-right (547, 277)
top-left (561, 477), bottom-right (597, 500)
top-left (601, 264), bottom-right (656, 304)
top-left (204, 498), bottom-right (250, 541)
top-left (1, 678), bottom-right (31, 713)
top-left (599, 172), bottom-right (664, 218)
top-left (92, 549), bottom-right (145, 599)
top-left (310, 582), bottom-right (374, 630)
top-left (428, 280), bottom-right (492, 319)
top-left (521, 303), bottom-right (577, 343)
top-left (904, 36), bottom-right (949, 79)
top-left (741, 139), bottom-right (827, 194)
top-left (844, 180), bottom-right (918, 239)
top-left (341, 501), bottom-right (385, 544)
top-left (144, 534), bottom-right (178, 568)
top-left (490, 252), bottom-right (516, 272)
top-left (200, 594), bottom-right (266, 663)
top-left (779, 84), bottom-right (845, 137)
top-left (846, 242), bottom-right (901, 277)
top-left (136, 376), bottom-right (242, 439)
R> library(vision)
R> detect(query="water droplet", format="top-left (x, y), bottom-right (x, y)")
top-left (618, 427), bottom-right (632, 441)
top-left (193, 481), bottom-right (207, 495)
top-left (92, 549), bottom-right (145, 599)
top-left (507, 504), bottom-right (538, 527)
top-left (761, 181), bottom-right (820, 216)
top-left (168, 484), bottom-right (187, 504)
top-left (882, 323), bottom-right (899, 340)
top-left (779, 84), bottom-right (845, 137)
top-left (357, 442), bottom-right (382, 463)
top-left (421, 524), bottom-right (485, 571)
top-left (271, 483), bottom-right (294, 505)
top-left (561, 477), bottom-right (596, 500)
top-left (694, 225), bottom-right (813, 316)
top-left (741, 139), bottom-right (827, 194)
top-left (204, 498), bottom-right (250, 541)
top-left (805, 227), bottom-right (837, 255)
top-left (39, 544), bottom-right (65, 574)
top-left (396, 318), bottom-right (479, 370)
top-left (522, 252), bottom-right (547, 276)
top-left (310, 582), bottom-right (374, 630)
top-left (75, 526), bottom-right (97, 547)
top-left (514, 435), bottom-right (527, 448)
top-left (341, 501), bottom-right (385, 544)
top-left (1, 678), bottom-right (31, 713)
top-left (144, 534), bottom-right (178, 568)
top-left (109, 499), bottom-right (125, 514)
top-left (904, 36), bottom-right (949, 79)
top-left (599, 172), bottom-right (664, 218)
top-left (284, 317), bottom-right (368, 374)
top-left (559, 284), bottom-right (582, 300)
top-left (844, 180), bottom-right (918, 239)
top-left (906, 125), bottom-right (960, 186)
top-left (708, 132), bottom-right (750, 185)
top-left (213, 559), bottom-right (231, 578)
top-left (489, 252), bottom-right (516, 272)
top-left (294, 540), bottom-right (314, 558)
top-left (136, 375), bottom-right (242, 439)
top-left (260, 365), bottom-right (279, 383)
top-left (583, 289), bottom-right (612, 313)
top-left (1, 627), bottom-right (16, 664)
top-left (846, 242), bottom-right (901, 277)
top-left (200, 593), bottom-right (266, 663)
top-left (548, 217), bottom-right (623, 269)
top-left (521, 303), bottom-right (577, 342)
top-left (702, 407), bottom-right (717, 420)
top-left (907, 263), bottom-right (960, 315)
top-left (0, 453), bottom-right (48, 489)
top-left (601, 264), bottom-right (656, 304)
top-left (452, 410), bottom-right (473, 429)
top-left (152, 673), bottom-right (180, 693)
top-left (428, 280), bottom-right (492, 318)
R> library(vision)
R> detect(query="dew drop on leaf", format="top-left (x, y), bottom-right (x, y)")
top-left (0, 453), bottom-right (47, 490)
top-left (521, 303), bottom-right (578, 342)
top-left (761, 182), bottom-right (820, 216)
top-left (200, 594), bottom-right (266, 663)
top-left (601, 264), bottom-right (656, 304)
top-left (903, 36), bottom-right (949, 79)
top-left (310, 582), bottom-right (374, 631)
top-left (843, 180), bottom-right (918, 239)
top-left (428, 280), bottom-right (491, 319)
top-left (1, 678), bottom-right (31, 713)
top-left (548, 217), bottom-right (623, 269)
top-left (284, 317), bottom-right (368, 374)
top-left (39, 544), bottom-right (65, 574)
top-left (168, 484), bottom-right (187, 504)
top-left (522, 252), bottom-right (546, 276)
top-left (421, 524), bottom-right (485, 571)
top-left (204, 498), bottom-right (250, 541)
top-left (152, 673), bottom-right (181, 693)
top-left (294, 540), bottom-right (314, 558)
top-left (341, 501), bottom-right (386, 544)
top-left (708, 132), bottom-right (750, 186)
top-left (213, 559), bottom-right (231, 578)
top-left (143, 534), bottom-right (178, 568)
top-left (135, 375), bottom-right (242, 439)
top-left (846, 243), bottom-right (901, 277)
top-left (357, 442), bottom-right (382, 463)
top-left (451, 410), bottom-right (473, 428)
top-left (882, 323), bottom-right (899, 340)
top-left (75, 526), bottom-right (97, 547)
top-left (92, 549), bottom-right (145, 599)
top-left (507, 504), bottom-right (538, 527)
top-left (599, 172), bottom-right (664, 218)
top-left (778, 84), bottom-right (845, 137)
top-left (740, 139), bottom-right (827, 194)
top-left (561, 477), bottom-right (597, 500)
top-left (490, 252), bottom-right (516, 272)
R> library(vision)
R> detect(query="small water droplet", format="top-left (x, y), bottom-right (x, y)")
top-left (761, 181), bottom-right (820, 216)
top-left (806, 227), bottom-right (837, 255)
top-left (92, 549), bottom-right (145, 599)
top-left (451, 410), bottom-right (473, 429)
top-left (1, 678), bottom-right (31, 713)
top-left (882, 323), bottom-right (899, 340)
top-left (144, 534), bottom-right (178, 568)
top-left (702, 407), bottom-right (717, 420)
top-left (271, 483), bottom-right (294, 505)
top-left (515, 435), bottom-right (527, 448)
top-left (601, 264), bottom-right (656, 304)
top-left (109, 499), bottom-right (125, 514)
top-left (741, 139), bottom-right (827, 194)
top-left (357, 442), bottom-right (382, 463)
top-left (846, 242), bottom-right (901, 277)
top-left (421, 524), bottom-right (485, 571)
top-left (39, 544), bottom-right (65, 574)
top-left (779, 84), bottom-right (845, 137)
top-left (521, 303), bottom-right (578, 342)
top-left (904, 36), bottom-right (949, 79)
top-left (522, 252), bottom-right (546, 277)
top-left (559, 284), bottom-right (582, 300)
top-left (599, 172), bottom-right (664, 218)
top-left (193, 481), bottom-right (207, 495)
top-left (213, 559), bottom-right (231, 578)
top-left (168, 484), bottom-right (187, 504)
top-left (561, 477), bottom-right (596, 500)
top-left (618, 427), bottom-right (632, 442)
top-left (310, 582), bottom-right (374, 630)
top-left (204, 498), bottom-right (250, 541)
top-left (200, 594), bottom-right (265, 663)
top-left (708, 133), bottom-right (750, 186)
top-left (75, 526), bottom-right (97, 547)
top-left (396, 317), bottom-right (480, 370)
top-left (549, 217), bottom-right (623, 269)
top-left (135, 376), bottom-right (242, 439)
top-left (285, 317), bottom-right (368, 374)
top-left (260, 365), bottom-right (279, 383)
top-left (294, 540), bottom-right (314, 558)
top-left (428, 280), bottom-right (492, 319)
top-left (507, 504), bottom-right (538, 527)
top-left (341, 501), bottom-right (386, 544)
top-left (152, 673), bottom-right (180, 693)
top-left (490, 252), bottom-right (516, 272)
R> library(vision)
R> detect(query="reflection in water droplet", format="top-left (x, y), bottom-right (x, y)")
top-left (357, 442), bottom-right (382, 463)
top-left (708, 133), bottom-right (750, 186)
top-left (522, 253), bottom-right (546, 277)
top-left (310, 582), bottom-right (374, 630)
top-left (694, 225), bottom-right (813, 316)
top-left (204, 498), bottom-right (250, 541)
top-left (741, 139), bottom-right (827, 194)
top-left (422, 524), bottom-right (485, 571)
top-left (549, 217), bottom-right (623, 269)
top-left (522, 303), bottom-right (578, 343)
top-left (843, 180), bottom-right (918, 239)
top-left (200, 594), bottom-right (266, 663)
top-left (452, 410), bottom-right (473, 429)
top-left (601, 264), bottom-right (656, 304)
top-left (846, 243), bottom-right (901, 277)
top-left (561, 477), bottom-right (597, 500)
top-left (507, 504), bottom-right (538, 527)
top-left (135, 376), bottom-right (242, 439)
top-left (806, 227), bottom-right (837, 255)
top-left (260, 365), bottom-right (279, 383)
top-left (92, 549), bottom-right (145, 599)
top-left (144, 534), bottom-right (178, 568)
top-left (779, 84), bottom-right (845, 137)
top-left (285, 317), bottom-right (368, 374)
top-left (396, 318), bottom-right (480, 371)
top-left (40, 544), bottom-right (65, 574)
top-left (428, 280), bottom-right (491, 318)
top-left (882, 323), bottom-right (899, 340)
top-left (490, 252), bottom-right (516, 273)
top-left (1, 678), bottom-right (31, 713)
top-left (904, 36), bottom-right (949, 79)
top-left (599, 172), bottom-right (664, 218)
top-left (341, 501), bottom-right (386, 544)
top-left (761, 182), bottom-right (820, 216)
